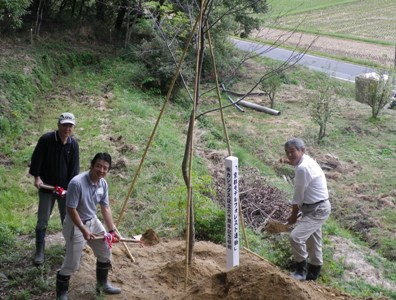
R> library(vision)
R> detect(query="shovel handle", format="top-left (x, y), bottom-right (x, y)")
top-left (92, 236), bottom-right (141, 243)
top-left (40, 183), bottom-right (67, 196)
top-left (40, 183), bottom-right (55, 191)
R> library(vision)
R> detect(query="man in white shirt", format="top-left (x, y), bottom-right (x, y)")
top-left (285, 138), bottom-right (331, 281)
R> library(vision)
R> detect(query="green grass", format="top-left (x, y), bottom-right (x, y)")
top-left (0, 35), bottom-right (395, 299)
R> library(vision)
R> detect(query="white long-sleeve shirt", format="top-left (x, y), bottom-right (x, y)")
top-left (292, 154), bottom-right (329, 206)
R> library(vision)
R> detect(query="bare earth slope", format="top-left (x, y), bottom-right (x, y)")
top-left (65, 240), bottom-right (361, 300)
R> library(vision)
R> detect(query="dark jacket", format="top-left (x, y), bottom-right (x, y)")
top-left (29, 131), bottom-right (80, 192)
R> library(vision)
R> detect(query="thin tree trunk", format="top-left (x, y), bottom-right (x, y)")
top-left (58, 0), bottom-right (68, 17)
top-left (115, 0), bottom-right (128, 30)
top-left (71, 0), bottom-right (76, 17)
top-left (34, 0), bottom-right (44, 37)
top-left (78, 0), bottom-right (85, 19)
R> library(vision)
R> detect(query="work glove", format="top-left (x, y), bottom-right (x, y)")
top-left (104, 230), bottom-right (119, 249)
top-left (54, 185), bottom-right (66, 197)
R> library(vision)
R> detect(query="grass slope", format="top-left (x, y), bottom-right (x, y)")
top-left (0, 38), bottom-right (395, 299)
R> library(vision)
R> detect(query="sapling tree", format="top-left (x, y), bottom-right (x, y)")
top-left (260, 69), bottom-right (285, 108)
top-left (366, 71), bottom-right (395, 119)
top-left (306, 81), bottom-right (339, 143)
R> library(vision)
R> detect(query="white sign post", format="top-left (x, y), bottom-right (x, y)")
top-left (225, 156), bottom-right (239, 269)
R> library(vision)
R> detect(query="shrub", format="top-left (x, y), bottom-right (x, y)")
top-left (0, 223), bottom-right (15, 255)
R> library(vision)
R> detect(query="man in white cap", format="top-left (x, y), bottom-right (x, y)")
top-left (29, 112), bottom-right (80, 265)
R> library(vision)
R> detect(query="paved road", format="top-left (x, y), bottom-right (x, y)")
top-left (232, 38), bottom-right (376, 83)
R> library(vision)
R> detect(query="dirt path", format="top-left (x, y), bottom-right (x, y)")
top-left (255, 28), bottom-right (395, 67)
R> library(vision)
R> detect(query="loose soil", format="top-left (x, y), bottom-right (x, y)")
top-left (63, 239), bottom-right (361, 300)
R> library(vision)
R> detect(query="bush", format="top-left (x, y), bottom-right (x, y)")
top-left (379, 238), bottom-right (396, 261)
top-left (0, 0), bottom-right (30, 30)
top-left (265, 233), bottom-right (293, 269)
top-left (195, 209), bottom-right (226, 244)
top-left (0, 223), bottom-right (16, 255)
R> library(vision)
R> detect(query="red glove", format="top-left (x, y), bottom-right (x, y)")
top-left (104, 230), bottom-right (119, 249)
top-left (54, 186), bottom-right (66, 197)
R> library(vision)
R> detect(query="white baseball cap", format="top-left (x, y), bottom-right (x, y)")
top-left (58, 112), bottom-right (76, 125)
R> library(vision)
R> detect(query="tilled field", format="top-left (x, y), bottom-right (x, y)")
top-left (255, 28), bottom-right (394, 67)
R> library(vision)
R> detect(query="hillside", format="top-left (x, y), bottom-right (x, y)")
top-left (1, 26), bottom-right (396, 300)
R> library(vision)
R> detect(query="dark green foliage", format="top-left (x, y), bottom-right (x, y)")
top-left (195, 209), bottom-right (226, 244)
top-left (0, 0), bottom-right (30, 30)
top-left (39, 50), bottom-right (100, 76)
top-left (0, 241), bottom-right (64, 299)
top-left (266, 233), bottom-right (293, 269)
top-left (201, 38), bottom-right (245, 84)
top-left (119, 19), bottom-right (180, 94)
top-left (0, 224), bottom-right (15, 255)
top-left (379, 238), bottom-right (396, 261)
top-left (130, 35), bottom-right (183, 94)
top-left (0, 71), bottom-right (34, 148)
top-left (221, 0), bottom-right (269, 38)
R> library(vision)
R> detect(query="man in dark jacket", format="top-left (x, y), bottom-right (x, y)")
top-left (29, 112), bottom-right (80, 265)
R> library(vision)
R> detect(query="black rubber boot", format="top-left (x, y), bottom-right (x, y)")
top-left (96, 261), bottom-right (121, 295)
top-left (291, 260), bottom-right (307, 281)
top-left (34, 228), bottom-right (46, 265)
top-left (56, 271), bottom-right (70, 300)
top-left (306, 263), bottom-right (322, 281)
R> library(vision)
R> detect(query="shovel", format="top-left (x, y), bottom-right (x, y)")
top-left (93, 228), bottom-right (160, 245)
top-left (40, 183), bottom-right (67, 196)
top-left (92, 235), bottom-right (141, 243)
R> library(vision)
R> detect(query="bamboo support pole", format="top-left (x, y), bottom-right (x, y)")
top-left (184, 2), bottom-right (206, 290)
top-left (243, 247), bottom-right (266, 261)
top-left (207, 28), bottom-right (249, 250)
top-left (113, 12), bottom-right (201, 264)
top-left (115, 227), bottom-right (136, 261)
top-left (206, 26), bottom-right (232, 156)
top-left (115, 10), bottom-right (200, 230)
top-left (243, 247), bottom-right (278, 268)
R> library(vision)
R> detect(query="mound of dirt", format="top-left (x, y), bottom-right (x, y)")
top-left (66, 240), bottom-right (361, 300)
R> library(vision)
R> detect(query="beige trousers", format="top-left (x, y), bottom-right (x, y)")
top-left (59, 215), bottom-right (111, 276)
top-left (289, 200), bottom-right (331, 265)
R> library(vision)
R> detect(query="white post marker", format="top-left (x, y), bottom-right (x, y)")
top-left (225, 156), bottom-right (239, 269)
